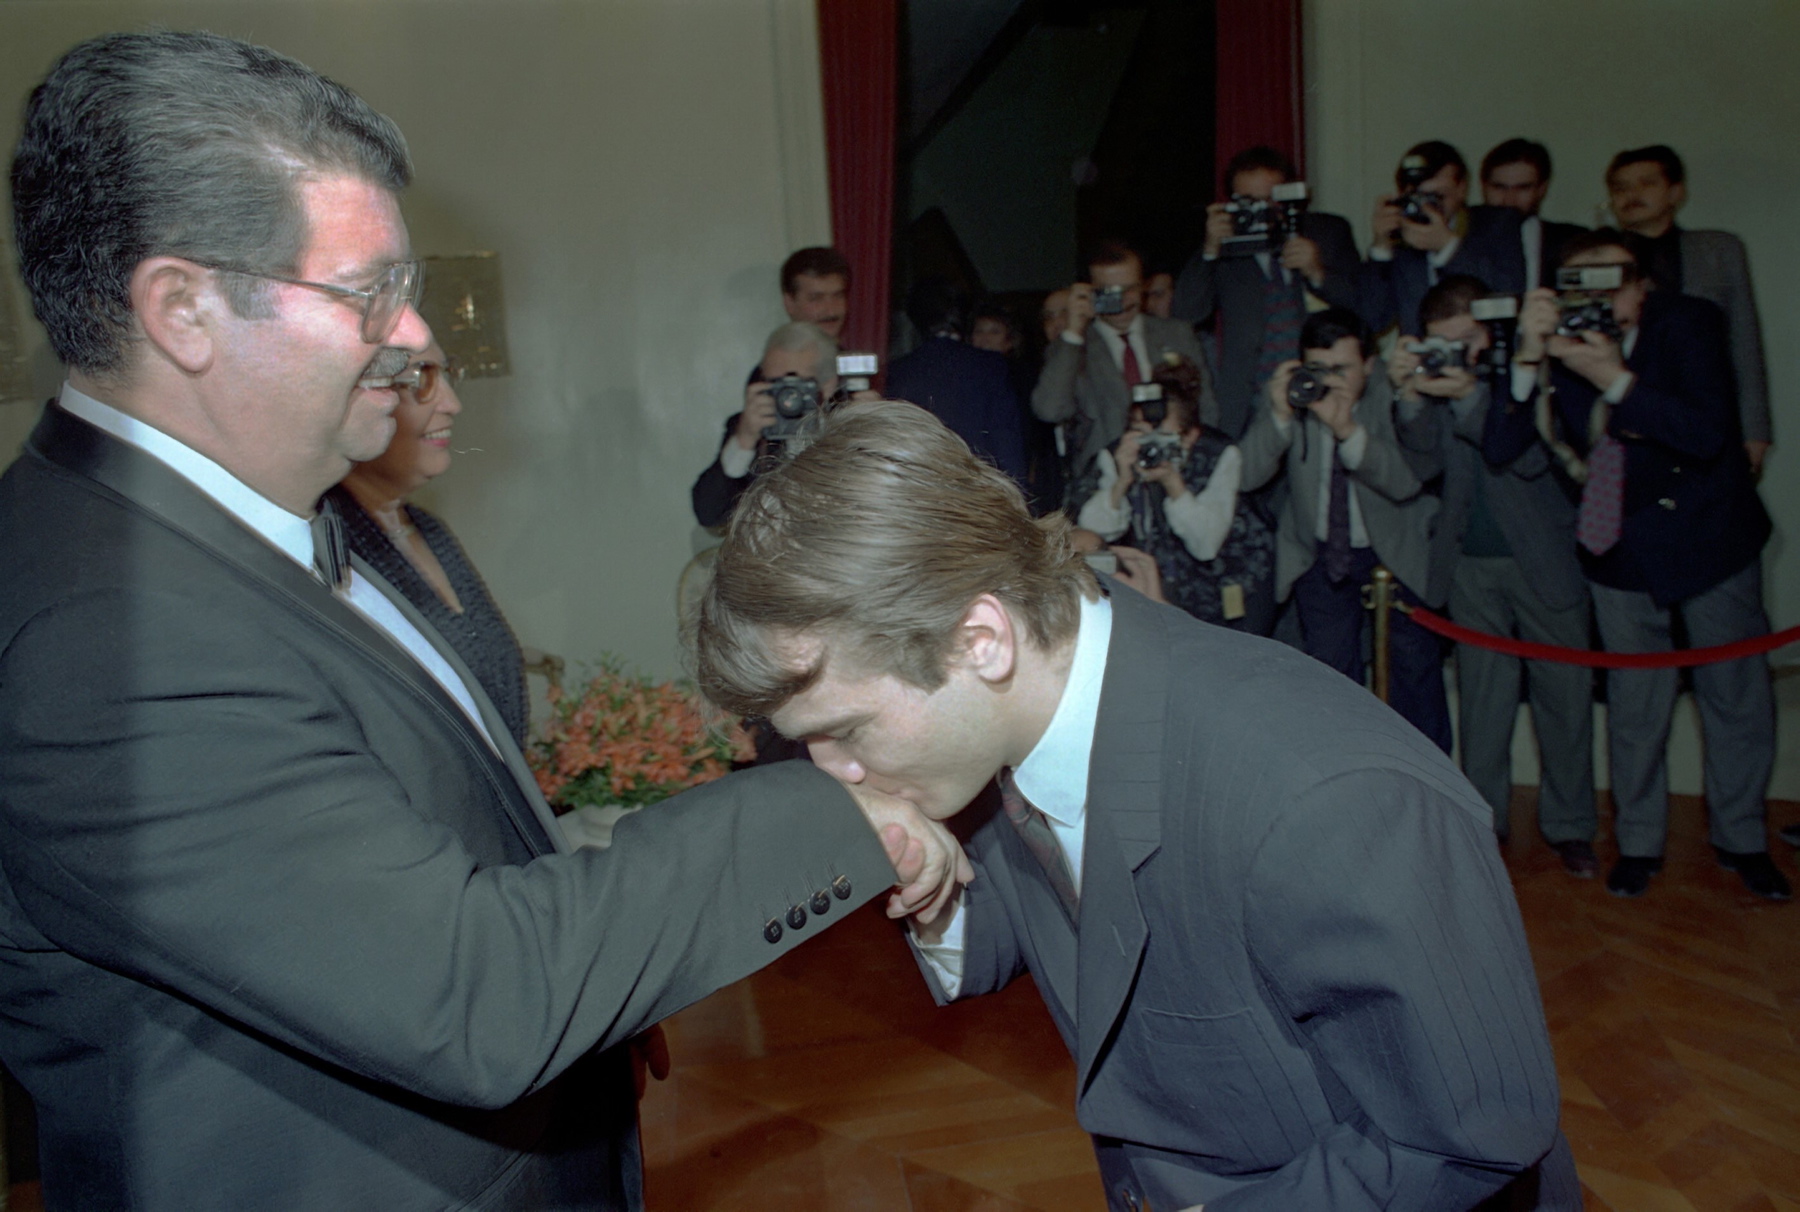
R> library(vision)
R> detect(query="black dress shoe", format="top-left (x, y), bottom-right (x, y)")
top-left (1606, 855), bottom-right (1663, 898)
top-left (1714, 848), bottom-right (1794, 901)
top-left (1780, 823), bottom-right (1800, 848)
top-left (1551, 840), bottom-right (1599, 879)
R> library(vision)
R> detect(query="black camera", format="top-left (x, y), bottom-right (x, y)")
top-left (1554, 266), bottom-right (1624, 341)
top-left (1093, 284), bottom-right (1126, 316)
top-left (1130, 382), bottom-right (1168, 428)
top-left (1221, 182), bottom-right (1308, 257)
top-left (1405, 336), bottom-right (1468, 377)
top-left (1471, 295), bottom-right (1519, 376)
top-left (761, 374), bottom-right (821, 443)
top-left (1287, 367), bottom-right (1330, 410)
top-left (1136, 433), bottom-right (1181, 471)
top-left (1395, 154), bottom-right (1439, 225)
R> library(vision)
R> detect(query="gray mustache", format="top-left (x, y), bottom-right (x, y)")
top-left (365, 348), bottom-right (412, 379)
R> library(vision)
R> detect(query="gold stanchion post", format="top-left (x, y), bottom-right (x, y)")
top-left (1363, 565), bottom-right (1396, 703)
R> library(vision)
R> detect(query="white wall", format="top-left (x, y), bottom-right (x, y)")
top-left (1305, 0), bottom-right (1800, 798)
top-left (0, 0), bottom-right (832, 679)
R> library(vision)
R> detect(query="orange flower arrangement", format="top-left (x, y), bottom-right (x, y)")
top-left (527, 661), bottom-right (755, 810)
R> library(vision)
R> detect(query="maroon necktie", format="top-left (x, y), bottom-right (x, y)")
top-left (1120, 337), bottom-right (1143, 387)
top-left (999, 770), bottom-right (1079, 920)
top-left (1577, 435), bottom-right (1626, 555)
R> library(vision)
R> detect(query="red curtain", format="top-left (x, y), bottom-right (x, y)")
top-left (1213, 0), bottom-right (1305, 193)
top-left (815, 0), bottom-right (897, 361)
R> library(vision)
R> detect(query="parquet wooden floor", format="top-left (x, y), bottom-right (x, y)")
top-left (5, 793), bottom-right (1796, 1211)
top-left (636, 790), bottom-right (1800, 1211)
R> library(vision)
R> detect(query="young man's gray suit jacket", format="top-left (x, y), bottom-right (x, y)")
top-left (1680, 228), bottom-right (1771, 445)
top-left (915, 584), bottom-right (1579, 1211)
top-left (1031, 315), bottom-right (1218, 482)
top-left (0, 404), bottom-right (894, 1212)
top-left (1236, 376), bottom-right (1441, 603)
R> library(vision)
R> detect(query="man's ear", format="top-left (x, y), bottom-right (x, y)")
top-left (129, 257), bottom-right (218, 375)
top-left (1670, 181), bottom-right (1688, 211)
top-left (959, 594), bottom-right (1017, 686)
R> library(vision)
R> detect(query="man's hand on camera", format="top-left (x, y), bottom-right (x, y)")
top-left (1386, 344), bottom-right (1422, 397)
top-left (1371, 195), bottom-right (1403, 251)
top-left (1398, 199), bottom-right (1454, 253)
top-left (1065, 282), bottom-right (1096, 336)
top-left (1416, 364), bottom-right (1478, 400)
top-left (1268, 359), bottom-right (1301, 423)
top-left (1515, 288), bottom-right (1558, 363)
top-left (1203, 203), bottom-right (1234, 258)
top-left (1281, 235), bottom-right (1325, 286)
top-left (734, 382), bottom-right (778, 450)
top-left (1312, 388), bottom-right (1359, 442)
top-left (843, 782), bottom-right (973, 924)
top-left (1549, 329), bottom-right (1627, 392)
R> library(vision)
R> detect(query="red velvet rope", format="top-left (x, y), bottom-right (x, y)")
top-left (1402, 605), bottom-right (1800, 669)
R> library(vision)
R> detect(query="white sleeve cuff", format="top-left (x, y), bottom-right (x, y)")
top-left (1163, 445), bottom-right (1240, 562)
top-left (909, 901), bottom-right (968, 1000)
top-left (717, 439), bottom-right (755, 479)
top-left (1368, 244), bottom-right (1394, 262)
top-left (1429, 235), bottom-right (1462, 269)
top-left (1337, 424), bottom-right (1369, 470)
top-left (1600, 370), bottom-right (1636, 405)
top-left (1076, 455), bottom-right (1132, 540)
top-left (1510, 364), bottom-right (1539, 404)
top-left (1060, 329), bottom-right (1086, 347)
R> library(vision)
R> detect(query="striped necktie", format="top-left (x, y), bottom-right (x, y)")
top-left (999, 770), bottom-right (1079, 921)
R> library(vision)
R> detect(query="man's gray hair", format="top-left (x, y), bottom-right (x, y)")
top-left (761, 321), bottom-right (837, 377)
top-left (11, 30), bottom-right (412, 374)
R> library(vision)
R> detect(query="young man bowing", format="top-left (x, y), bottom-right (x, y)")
top-left (694, 400), bottom-right (1578, 1212)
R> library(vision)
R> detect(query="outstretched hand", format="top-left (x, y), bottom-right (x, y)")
top-left (846, 783), bottom-right (974, 923)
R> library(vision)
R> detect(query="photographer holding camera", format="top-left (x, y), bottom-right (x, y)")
top-left (1391, 277), bottom-right (1598, 873)
top-left (1239, 308), bottom-right (1452, 751)
top-left (1481, 138), bottom-right (1588, 290)
top-left (1362, 141), bottom-right (1526, 337)
top-left (1490, 231), bottom-right (1782, 900)
top-left (1070, 356), bottom-right (1275, 633)
top-left (1032, 238), bottom-right (1214, 490)
top-left (1172, 145), bottom-right (1362, 441)
top-left (693, 320), bottom-right (860, 529)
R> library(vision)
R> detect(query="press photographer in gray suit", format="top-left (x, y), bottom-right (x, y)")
top-left (693, 399), bottom-right (1578, 1212)
top-left (0, 32), bottom-right (965, 1211)
top-left (1033, 238), bottom-right (1217, 490)
top-left (1391, 276), bottom-right (1597, 878)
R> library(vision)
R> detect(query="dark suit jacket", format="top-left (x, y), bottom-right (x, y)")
top-left (1172, 211), bottom-right (1362, 439)
top-left (917, 586), bottom-right (1577, 1210)
top-left (1533, 219), bottom-right (1589, 289)
top-left (886, 336), bottom-right (1030, 486)
top-left (1486, 291), bottom-right (1769, 606)
top-left (692, 414), bottom-right (758, 529)
top-left (0, 404), bottom-right (893, 1211)
top-left (1360, 205), bottom-right (1528, 335)
top-left (1411, 384), bottom-right (1587, 612)
top-left (1031, 315), bottom-right (1218, 482)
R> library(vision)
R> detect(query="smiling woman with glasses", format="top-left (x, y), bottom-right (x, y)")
top-left (326, 334), bottom-right (528, 744)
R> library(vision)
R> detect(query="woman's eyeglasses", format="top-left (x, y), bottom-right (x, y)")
top-left (394, 356), bottom-right (466, 402)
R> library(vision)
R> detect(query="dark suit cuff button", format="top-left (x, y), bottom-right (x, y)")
top-left (810, 890), bottom-right (831, 915)
top-left (785, 904), bottom-right (807, 930)
top-left (763, 918), bottom-right (783, 944)
top-left (831, 874), bottom-right (853, 899)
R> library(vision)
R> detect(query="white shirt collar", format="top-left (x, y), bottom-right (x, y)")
top-left (57, 383), bottom-right (318, 572)
top-left (1012, 590), bottom-right (1112, 829)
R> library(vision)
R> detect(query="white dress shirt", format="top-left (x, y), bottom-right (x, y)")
top-left (1065, 314), bottom-right (1152, 383)
top-left (1078, 444), bottom-right (1244, 563)
top-left (912, 591), bottom-right (1113, 998)
top-left (1521, 215), bottom-right (1542, 294)
top-left (57, 384), bottom-right (498, 752)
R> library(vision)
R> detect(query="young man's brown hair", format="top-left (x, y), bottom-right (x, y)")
top-left (693, 401), bottom-right (1094, 719)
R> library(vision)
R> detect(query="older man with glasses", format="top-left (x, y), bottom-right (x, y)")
top-left (0, 30), bottom-right (966, 1212)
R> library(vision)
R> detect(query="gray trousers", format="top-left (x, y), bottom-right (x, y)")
top-left (1589, 559), bottom-right (1775, 857)
top-left (1449, 557), bottom-right (1595, 843)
